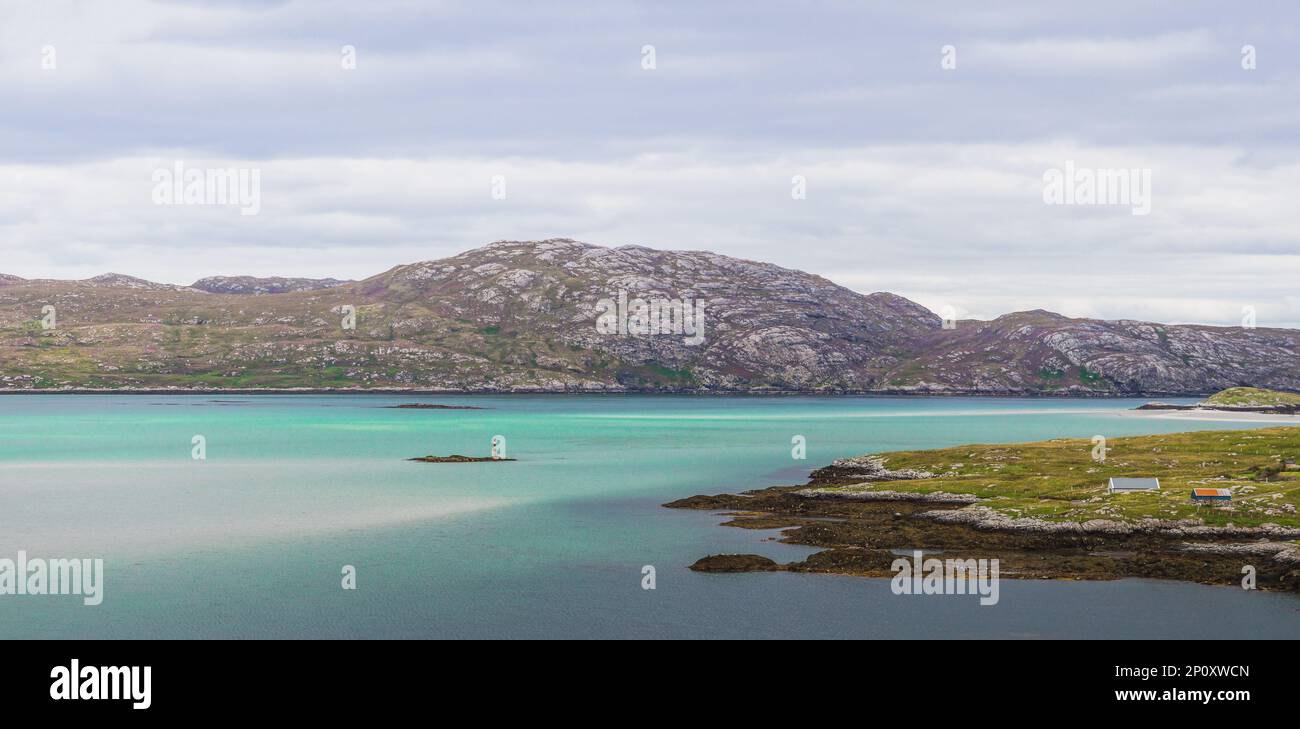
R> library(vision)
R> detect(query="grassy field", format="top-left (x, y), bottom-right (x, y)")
top-left (1203, 387), bottom-right (1300, 408)
top-left (815, 426), bottom-right (1300, 529)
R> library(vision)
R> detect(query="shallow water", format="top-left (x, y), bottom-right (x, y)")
top-left (1, 394), bottom-right (1297, 638)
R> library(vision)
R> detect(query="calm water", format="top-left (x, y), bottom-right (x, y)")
top-left (0, 394), bottom-right (1297, 639)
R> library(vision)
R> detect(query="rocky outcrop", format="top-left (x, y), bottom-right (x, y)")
top-left (1179, 541), bottom-right (1300, 565)
top-left (689, 554), bottom-right (781, 572)
top-left (808, 456), bottom-right (939, 484)
top-left (796, 487), bottom-right (980, 504)
top-left (665, 482), bottom-right (1300, 591)
top-left (83, 273), bottom-right (184, 291)
top-left (922, 505), bottom-right (1300, 539)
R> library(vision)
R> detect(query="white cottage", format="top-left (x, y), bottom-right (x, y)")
top-left (1108, 477), bottom-right (1160, 493)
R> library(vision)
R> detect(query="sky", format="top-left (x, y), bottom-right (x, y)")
top-left (2, 0), bottom-right (1299, 327)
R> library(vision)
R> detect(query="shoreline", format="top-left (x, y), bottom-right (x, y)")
top-left (666, 426), bottom-right (1300, 592)
top-left (1124, 409), bottom-right (1300, 424)
top-left (666, 488), bottom-right (1298, 591)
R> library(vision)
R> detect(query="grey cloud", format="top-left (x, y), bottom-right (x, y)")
top-left (2, 1), bottom-right (1299, 328)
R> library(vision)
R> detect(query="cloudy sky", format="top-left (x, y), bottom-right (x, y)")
top-left (2, 0), bottom-right (1299, 326)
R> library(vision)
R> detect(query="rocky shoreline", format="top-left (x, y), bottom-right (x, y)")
top-left (665, 469), bottom-right (1300, 592)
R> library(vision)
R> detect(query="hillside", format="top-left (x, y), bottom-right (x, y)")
top-left (1, 239), bottom-right (1298, 394)
top-left (191, 276), bottom-right (354, 295)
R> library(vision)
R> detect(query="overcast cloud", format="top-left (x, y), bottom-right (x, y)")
top-left (2, 0), bottom-right (1299, 326)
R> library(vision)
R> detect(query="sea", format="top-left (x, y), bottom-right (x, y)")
top-left (0, 394), bottom-right (1296, 639)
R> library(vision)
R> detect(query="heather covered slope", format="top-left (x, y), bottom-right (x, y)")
top-left (893, 311), bottom-right (1300, 395)
top-left (1, 239), bottom-right (1298, 393)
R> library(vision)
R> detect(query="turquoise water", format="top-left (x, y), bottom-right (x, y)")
top-left (0, 394), bottom-right (1297, 639)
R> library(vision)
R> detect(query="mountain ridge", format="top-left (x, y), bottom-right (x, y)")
top-left (1, 239), bottom-right (1296, 395)
top-left (191, 276), bottom-right (355, 295)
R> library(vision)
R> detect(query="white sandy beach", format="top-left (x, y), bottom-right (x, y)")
top-left (1123, 409), bottom-right (1300, 425)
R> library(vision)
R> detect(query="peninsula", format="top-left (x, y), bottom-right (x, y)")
top-left (667, 426), bottom-right (1300, 590)
top-left (1139, 387), bottom-right (1300, 414)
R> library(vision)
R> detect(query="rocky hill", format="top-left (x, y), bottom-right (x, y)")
top-left (192, 276), bottom-right (353, 295)
top-left (1202, 387), bottom-right (1300, 409)
top-left (897, 310), bottom-right (1300, 395)
top-left (1, 239), bottom-right (1297, 394)
top-left (83, 273), bottom-right (185, 291)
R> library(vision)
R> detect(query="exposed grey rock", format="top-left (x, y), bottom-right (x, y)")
top-left (1180, 541), bottom-right (1297, 556)
top-left (1180, 541), bottom-right (1300, 565)
top-left (192, 276), bottom-right (353, 294)
top-left (795, 487), bottom-right (981, 504)
top-left (819, 456), bottom-right (939, 481)
top-left (83, 273), bottom-right (183, 291)
top-left (924, 505), bottom-right (1300, 538)
top-left (903, 311), bottom-right (1300, 395)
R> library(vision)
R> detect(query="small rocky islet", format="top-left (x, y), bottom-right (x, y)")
top-left (385, 403), bottom-right (486, 410)
top-left (666, 425), bottom-right (1300, 591)
top-left (407, 454), bottom-right (515, 463)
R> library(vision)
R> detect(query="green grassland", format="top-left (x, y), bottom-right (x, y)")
top-left (1203, 387), bottom-right (1300, 408)
top-left (815, 426), bottom-right (1300, 529)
